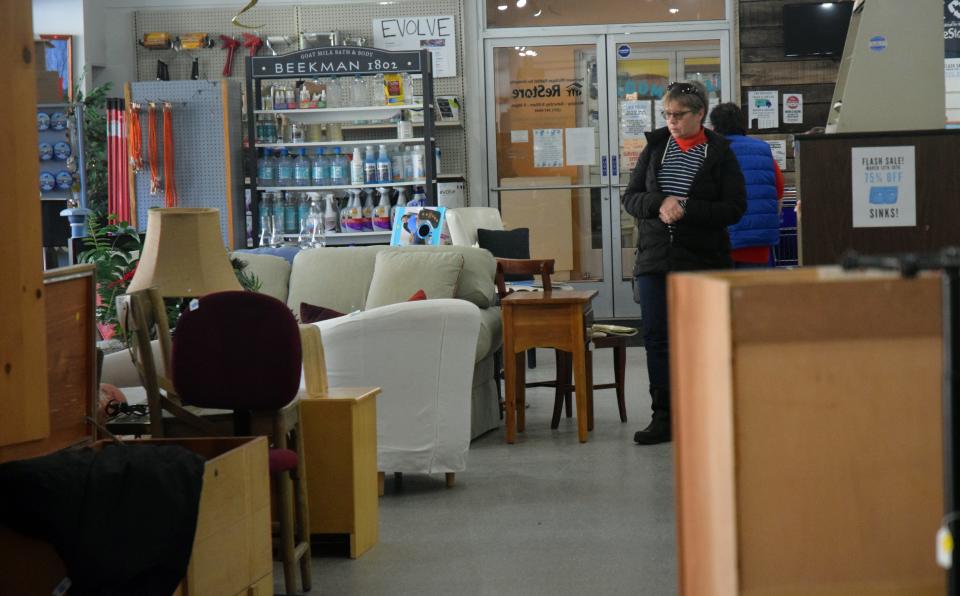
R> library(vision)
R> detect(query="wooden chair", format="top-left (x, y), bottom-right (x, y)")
top-left (167, 290), bottom-right (313, 594)
top-left (115, 288), bottom-right (220, 438)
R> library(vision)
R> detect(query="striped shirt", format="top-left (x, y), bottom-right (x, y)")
top-left (656, 138), bottom-right (707, 198)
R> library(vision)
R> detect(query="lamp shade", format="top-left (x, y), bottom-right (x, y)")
top-left (127, 208), bottom-right (242, 297)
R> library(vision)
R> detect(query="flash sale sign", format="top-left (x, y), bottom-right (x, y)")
top-left (851, 146), bottom-right (917, 228)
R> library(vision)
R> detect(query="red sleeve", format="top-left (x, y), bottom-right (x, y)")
top-left (773, 160), bottom-right (785, 202)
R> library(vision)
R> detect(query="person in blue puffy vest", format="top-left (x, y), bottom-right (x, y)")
top-left (709, 102), bottom-right (783, 268)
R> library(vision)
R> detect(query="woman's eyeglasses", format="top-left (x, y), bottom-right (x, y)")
top-left (661, 110), bottom-right (692, 121)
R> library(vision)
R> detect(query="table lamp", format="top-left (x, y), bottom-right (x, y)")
top-left (127, 208), bottom-right (241, 297)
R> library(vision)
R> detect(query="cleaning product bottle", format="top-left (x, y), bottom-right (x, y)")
top-left (409, 186), bottom-right (426, 207)
top-left (311, 148), bottom-right (328, 186)
top-left (391, 187), bottom-right (407, 228)
top-left (343, 189), bottom-right (364, 232)
top-left (293, 148), bottom-right (311, 186)
top-left (329, 147), bottom-right (346, 185)
top-left (350, 147), bottom-right (364, 186)
top-left (297, 192), bottom-right (311, 230)
top-left (259, 193), bottom-right (275, 245)
top-left (376, 144), bottom-right (392, 184)
top-left (276, 148), bottom-right (294, 187)
top-left (283, 192), bottom-right (299, 234)
top-left (258, 148), bottom-right (276, 186)
top-left (361, 190), bottom-right (375, 231)
top-left (373, 186), bottom-right (392, 231)
top-left (392, 149), bottom-right (405, 182)
top-left (363, 145), bottom-right (377, 185)
top-left (411, 145), bottom-right (425, 180)
top-left (323, 193), bottom-right (339, 232)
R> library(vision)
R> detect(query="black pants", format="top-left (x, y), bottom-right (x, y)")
top-left (635, 273), bottom-right (669, 391)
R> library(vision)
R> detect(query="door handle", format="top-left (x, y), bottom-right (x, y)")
top-left (601, 155), bottom-right (608, 177)
top-left (612, 155), bottom-right (618, 177)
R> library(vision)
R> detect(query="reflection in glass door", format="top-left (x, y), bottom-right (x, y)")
top-left (485, 37), bottom-right (613, 316)
top-left (484, 33), bottom-right (728, 318)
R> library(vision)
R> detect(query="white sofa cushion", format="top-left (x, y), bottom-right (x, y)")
top-left (365, 250), bottom-right (464, 309)
top-left (231, 252), bottom-right (291, 304)
top-left (287, 246), bottom-right (385, 315)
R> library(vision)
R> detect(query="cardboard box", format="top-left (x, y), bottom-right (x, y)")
top-left (36, 70), bottom-right (62, 103)
top-left (34, 40), bottom-right (53, 72)
top-left (0, 437), bottom-right (273, 596)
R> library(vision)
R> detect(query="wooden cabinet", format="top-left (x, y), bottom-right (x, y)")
top-left (300, 387), bottom-right (380, 558)
top-left (0, 436), bottom-right (273, 596)
top-left (670, 267), bottom-right (945, 596)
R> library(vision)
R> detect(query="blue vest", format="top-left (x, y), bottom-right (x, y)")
top-left (725, 135), bottom-right (780, 249)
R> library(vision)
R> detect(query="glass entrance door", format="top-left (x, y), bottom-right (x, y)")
top-left (606, 35), bottom-right (727, 317)
top-left (484, 32), bottom-right (728, 318)
top-left (485, 37), bottom-right (613, 316)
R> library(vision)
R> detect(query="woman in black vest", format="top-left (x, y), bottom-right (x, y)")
top-left (622, 81), bottom-right (746, 444)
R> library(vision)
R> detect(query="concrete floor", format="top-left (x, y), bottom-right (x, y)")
top-left (277, 347), bottom-right (677, 596)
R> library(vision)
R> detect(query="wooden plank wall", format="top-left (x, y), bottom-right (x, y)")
top-left (738, 0), bottom-right (845, 187)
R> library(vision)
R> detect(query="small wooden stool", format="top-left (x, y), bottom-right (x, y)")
top-left (551, 334), bottom-right (628, 428)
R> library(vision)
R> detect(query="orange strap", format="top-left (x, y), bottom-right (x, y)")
top-left (162, 102), bottom-right (178, 207)
top-left (128, 102), bottom-right (143, 172)
top-left (147, 102), bottom-right (160, 195)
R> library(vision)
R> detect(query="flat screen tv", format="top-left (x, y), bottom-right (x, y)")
top-left (783, 2), bottom-right (854, 58)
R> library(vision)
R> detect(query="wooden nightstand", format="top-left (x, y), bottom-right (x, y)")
top-left (299, 387), bottom-right (380, 558)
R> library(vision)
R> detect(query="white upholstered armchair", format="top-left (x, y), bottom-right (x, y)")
top-left (445, 207), bottom-right (505, 247)
top-left (308, 299), bottom-right (481, 482)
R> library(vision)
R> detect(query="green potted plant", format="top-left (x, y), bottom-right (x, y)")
top-left (76, 215), bottom-right (142, 339)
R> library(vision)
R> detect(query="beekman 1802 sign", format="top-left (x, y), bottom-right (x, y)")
top-left (251, 47), bottom-right (425, 78)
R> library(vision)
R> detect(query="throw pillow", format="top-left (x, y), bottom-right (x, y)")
top-left (408, 289), bottom-right (427, 301)
top-left (365, 250), bottom-right (463, 309)
top-left (476, 228), bottom-right (533, 281)
top-left (300, 302), bottom-right (346, 324)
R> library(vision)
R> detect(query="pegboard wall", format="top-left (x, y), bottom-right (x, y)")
top-left (134, 0), bottom-right (471, 201)
top-left (129, 80), bottom-right (244, 247)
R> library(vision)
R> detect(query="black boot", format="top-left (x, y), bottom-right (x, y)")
top-left (634, 387), bottom-right (671, 445)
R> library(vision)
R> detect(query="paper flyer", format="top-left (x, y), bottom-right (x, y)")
top-left (782, 93), bottom-right (803, 124)
top-left (850, 146), bottom-right (916, 228)
top-left (564, 127), bottom-right (596, 166)
top-left (748, 90), bottom-right (779, 129)
top-left (533, 128), bottom-right (563, 168)
top-left (765, 139), bottom-right (787, 170)
top-left (511, 129), bottom-right (529, 143)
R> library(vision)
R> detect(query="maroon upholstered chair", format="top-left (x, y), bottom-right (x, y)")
top-left (172, 290), bottom-right (311, 594)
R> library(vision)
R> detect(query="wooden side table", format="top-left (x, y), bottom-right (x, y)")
top-left (299, 387), bottom-right (380, 558)
top-left (501, 289), bottom-right (597, 443)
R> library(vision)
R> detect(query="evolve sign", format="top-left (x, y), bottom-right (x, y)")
top-left (251, 47), bottom-right (424, 78)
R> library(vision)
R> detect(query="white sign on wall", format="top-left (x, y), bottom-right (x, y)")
top-left (748, 90), bottom-right (779, 129)
top-left (372, 16), bottom-right (457, 78)
top-left (851, 146), bottom-right (916, 228)
top-left (765, 139), bottom-right (787, 170)
top-left (782, 93), bottom-right (803, 124)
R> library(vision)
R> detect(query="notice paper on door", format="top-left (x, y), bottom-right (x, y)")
top-left (564, 127), bottom-right (596, 166)
top-left (511, 129), bottom-right (529, 143)
top-left (533, 128), bottom-right (563, 168)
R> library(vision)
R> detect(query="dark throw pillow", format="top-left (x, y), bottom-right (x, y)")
top-left (300, 302), bottom-right (346, 324)
top-left (477, 228), bottom-right (533, 281)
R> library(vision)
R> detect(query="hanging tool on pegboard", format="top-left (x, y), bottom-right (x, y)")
top-left (220, 35), bottom-right (241, 76)
top-left (242, 32), bottom-right (263, 58)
